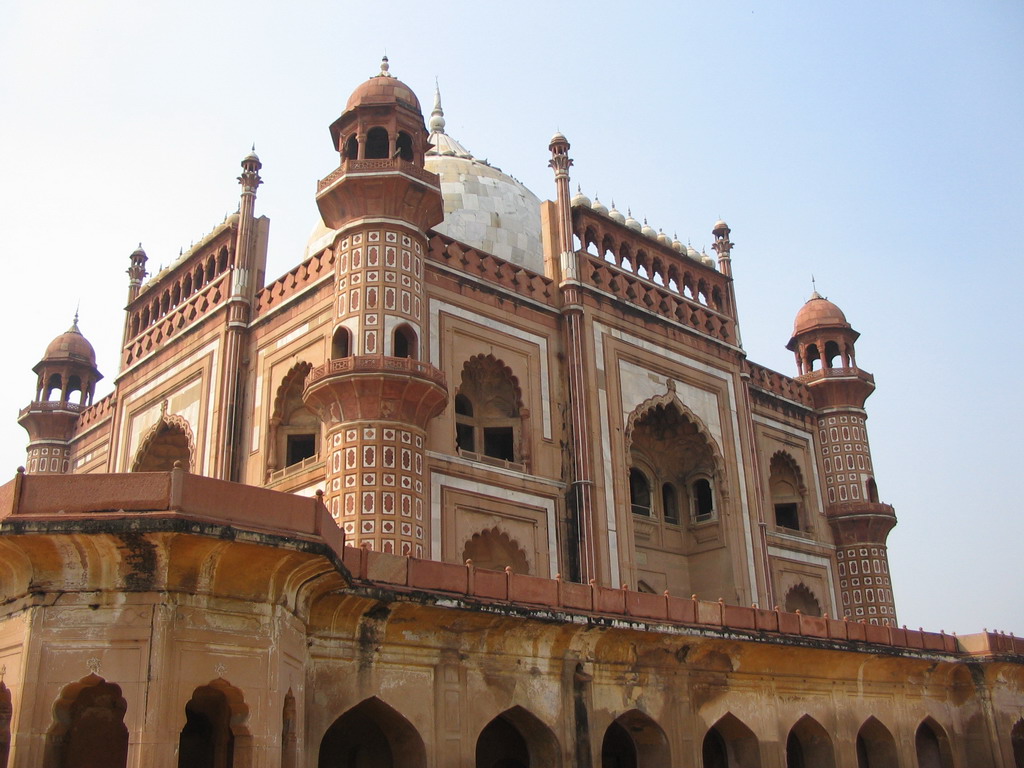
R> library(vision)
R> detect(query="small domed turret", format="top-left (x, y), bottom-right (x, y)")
top-left (591, 196), bottom-right (608, 216)
top-left (42, 316), bottom-right (98, 369)
top-left (571, 185), bottom-right (591, 208)
top-left (624, 209), bottom-right (641, 231)
top-left (791, 291), bottom-right (851, 339)
top-left (641, 219), bottom-right (657, 238)
top-left (608, 201), bottom-right (625, 224)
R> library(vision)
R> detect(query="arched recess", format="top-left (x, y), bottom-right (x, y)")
top-left (625, 390), bottom-right (727, 526)
top-left (365, 127), bottom-right (389, 159)
top-left (856, 716), bottom-right (898, 768)
top-left (281, 689), bottom-right (297, 768)
top-left (702, 713), bottom-right (761, 768)
top-left (318, 696), bottom-right (426, 768)
top-left (475, 706), bottom-right (561, 768)
top-left (915, 717), bottom-right (953, 768)
top-left (455, 355), bottom-right (527, 466)
top-left (462, 528), bottom-right (530, 574)
top-left (43, 674), bottom-right (128, 768)
top-left (1013, 718), bottom-right (1024, 768)
top-left (178, 679), bottom-right (250, 768)
top-left (783, 584), bottom-right (822, 617)
top-left (601, 709), bottom-right (670, 767)
top-left (785, 714), bottom-right (834, 768)
top-left (392, 323), bottom-right (417, 359)
top-left (132, 413), bottom-right (195, 472)
top-left (0, 682), bottom-right (10, 768)
top-left (267, 362), bottom-right (319, 475)
top-left (769, 451), bottom-right (807, 531)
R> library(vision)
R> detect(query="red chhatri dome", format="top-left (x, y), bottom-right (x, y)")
top-left (345, 57), bottom-right (421, 113)
top-left (792, 291), bottom-right (850, 338)
top-left (42, 317), bottom-right (97, 367)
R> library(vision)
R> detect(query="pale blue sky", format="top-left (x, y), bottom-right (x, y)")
top-left (1, 1), bottom-right (1021, 634)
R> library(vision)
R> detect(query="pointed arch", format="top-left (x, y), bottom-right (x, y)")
top-left (462, 527), bottom-right (531, 574)
top-left (178, 678), bottom-right (250, 768)
top-left (281, 689), bottom-right (297, 768)
top-left (475, 705), bottom-right (561, 768)
top-left (43, 674), bottom-right (128, 768)
top-left (132, 413), bottom-right (195, 472)
top-left (915, 717), bottom-right (953, 768)
top-left (318, 696), bottom-right (426, 768)
top-left (770, 451), bottom-right (807, 531)
top-left (702, 713), bottom-right (760, 768)
top-left (786, 714), bottom-right (834, 768)
top-left (856, 716), bottom-right (897, 768)
top-left (601, 709), bottom-right (670, 767)
top-left (624, 390), bottom-right (725, 476)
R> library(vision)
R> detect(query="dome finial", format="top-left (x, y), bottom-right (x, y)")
top-left (429, 78), bottom-right (446, 134)
top-left (810, 274), bottom-right (823, 300)
top-left (379, 55), bottom-right (391, 77)
top-left (70, 303), bottom-right (80, 334)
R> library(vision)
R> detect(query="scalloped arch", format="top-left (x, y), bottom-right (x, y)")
top-left (624, 389), bottom-right (726, 481)
top-left (132, 412), bottom-right (195, 472)
top-left (457, 354), bottom-right (525, 413)
top-left (273, 361), bottom-right (313, 421)
top-left (462, 526), bottom-right (530, 574)
top-left (770, 449), bottom-right (807, 494)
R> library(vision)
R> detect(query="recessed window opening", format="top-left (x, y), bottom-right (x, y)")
top-left (344, 135), bottom-right (358, 160)
top-left (286, 434), bottom-right (316, 467)
top-left (331, 327), bottom-right (350, 358)
top-left (775, 503), bottom-right (800, 530)
top-left (806, 344), bottom-right (821, 372)
top-left (866, 477), bottom-right (879, 503)
top-left (396, 131), bottom-right (413, 161)
top-left (393, 324), bottom-right (416, 359)
top-left (484, 426), bottom-right (514, 462)
top-left (824, 340), bottom-right (841, 369)
top-left (662, 483), bottom-right (679, 524)
top-left (365, 127), bottom-right (389, 159)
top-left (45, 373), bottom-right (63, 401)
top-left (455, 355), bottom-right (523, 466)
top-left (693, 478), bottom-right (714, 520)
top-left (630, 468), bottom-right (652, 516)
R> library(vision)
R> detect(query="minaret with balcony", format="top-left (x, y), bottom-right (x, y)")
top-left (303, 58), bottom-right (448, 557)
top-left (18, 315), bottom-right (103, 474)
top-left (788, 292), bottom-right (897, 625)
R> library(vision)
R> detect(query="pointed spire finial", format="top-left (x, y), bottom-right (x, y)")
top-left (429, 79), bottom-right (446, 134)
top-left (379, 55), bottom-right (391, 77)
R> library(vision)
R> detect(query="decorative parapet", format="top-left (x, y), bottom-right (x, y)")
top-left (426, 234), bottom-right (555, 304)
top-left (317, 157), bottom-right (440, 193)
top-left (745, 361), bottom-right (813, 408)
top-left (75, 393), bottom-right (115, 432)
top-left (254, 248), bottom-right (334, 317)
top-left (122, 272), bottom-right (229, 369)
top-left (338, 546), bottom-right (1009, 656)
top-left (18, 401), bottom-right (84, 419)
top-left (582, 258), bottom-right (736, 345)
top-left (306, 355), bottom-right (446, 390)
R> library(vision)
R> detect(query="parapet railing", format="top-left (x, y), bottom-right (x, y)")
top-left (306, 355), bottom-right (447, 389)
top-left (318, 157), bottom-right (439, 193)
top-left (744, 361), bottom-right (814, 407)
top-left (426, 234), bottom-right (555, 305)
top-left (797, 367), bottom-right (876, 386)
top-left (254, 247), bottom-right (334, 317)
top-left (340, 546), bottom-right (1023, 657)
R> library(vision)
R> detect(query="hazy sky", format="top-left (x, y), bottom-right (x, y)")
top-left (1, 1), bottom-right (1021, 635)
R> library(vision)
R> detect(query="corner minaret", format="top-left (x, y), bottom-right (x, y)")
top-left (788, 292), bottom-right (897, 625)
top-left (303, 58), bottom-right (448, 556)
top-left (18, 315), bottom-right (103, 474)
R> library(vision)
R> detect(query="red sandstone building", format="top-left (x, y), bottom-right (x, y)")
top-left (4, 59), bottom-right (1023, 767)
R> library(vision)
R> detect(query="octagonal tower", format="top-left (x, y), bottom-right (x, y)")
top-left (788, 292), bottom-right (897, 625)
top-left (304, 58), bottom-right (448, 556)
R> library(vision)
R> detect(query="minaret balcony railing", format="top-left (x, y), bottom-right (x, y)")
top-left (306, 355), bottom-right (447, 389)
top-left (317, 157), bottom-right (439, 193)
top-left (827, 501), bottom-right (895, 518)
top-left (19, 401), bottom-right (85, 418)
top-left (797, 367), bottom-right (875, 385)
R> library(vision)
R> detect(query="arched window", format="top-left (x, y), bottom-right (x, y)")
top-left (662, 483), bottom-right (679, 525)
top-left (786, 715), bottom-right (835, 768)
top-left (702, 713), bottom-right (761, 768)
top-left (805, 344), bottom-right (821, 372)
top-left (44, 675), bottom-right (128, 768)
top-left (178, 682), bottom-right (248, 768)
top-left (217, 246), bottom-right (229, 273)
top-left (331, 326), bottom-right (351, 359)
top-left (475, 707), bottom-right (561, 768)
top-left (396, 131), bottom-right (413, 161)
top-left (454, 355), bottom-right (524, 466)
top-left (45, 373), bottom-right (63, 401)
top-left (856, 717), bottom-right (898, 768)
top-left (824, 340), bottom-right (841, 369)
top-left (319, 697), bottom-right (426, 768)
top-left (629, 468), bottom-right (652, 516)
top-left (344, 134), bottom-right (358, 160)
top-left (601, 710), bottom-right (669, 767)
top-left (195, 265), bottom-right (205, 289)
top-left (270, 363), bottom-right (319, 472)
top-left (692, 478), bottom-right (714, 521)
top-left (365, 127), bottom-right (389, 159)
top-left (281, 690), bottom-right (297, 768)
top-left (206, 255), bottom-right (216, 279)
top-left (183, 273), bottom-right (193, 297)
top-left (393, 324), bottom-right (416, 359)
top-left (770, 452), bottom-right (805, 531)
top-left (915, 718), bottom-right (953, 768)
top-left (866, 477), bottom-right (879, 503)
